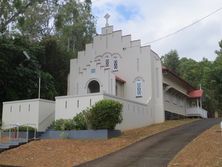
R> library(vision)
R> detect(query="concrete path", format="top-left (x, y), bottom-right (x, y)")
top-left (77, 119), bottom-right (220, 167)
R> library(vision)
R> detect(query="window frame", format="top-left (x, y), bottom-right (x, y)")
top-left (113, 58), bottom-right (118, 71)
top-left (105, 58), bottom-right (110, 68)
top-left (136, 80), bottom-right (142, 97)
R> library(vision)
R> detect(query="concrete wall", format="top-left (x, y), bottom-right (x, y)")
top-left (67, 25), bottom-right (163, 107)
top-left (55, 94), bottom-right (104, 120)
top-left (103, 94), bottom-right (154, 130)
top-left (55, 93), bottom-right (155, 130)
top-left (66, 24), bottom-right (165, 128)
top-left (2, 99), bottom-right (55, 131)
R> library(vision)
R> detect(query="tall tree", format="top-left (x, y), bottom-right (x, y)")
top-left (161, 50), bottom-right (180, 74)
top-left (0, 35), bottom-right (57, 117)
top-left (55, 0), bottom-right (96, 57)
top-left (16, 0), bottom-right (59, 40)
top-left (0, 0), bottom-right (37, 34)
top-left (179, 58), bottom-right (201, 88)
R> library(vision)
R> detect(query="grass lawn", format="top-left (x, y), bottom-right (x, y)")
top-left (168, 123), bottom-right (222, 167)
top-left (0, 119), bottom-right (196, 167)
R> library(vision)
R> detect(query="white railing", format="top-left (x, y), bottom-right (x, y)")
top-left (186, 107), bottom-right (208, 118)
top-left (0, 123), bottom-right (37, 144)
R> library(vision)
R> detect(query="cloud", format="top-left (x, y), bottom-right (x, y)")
top-left (92, 0), bottom-right (222, 61)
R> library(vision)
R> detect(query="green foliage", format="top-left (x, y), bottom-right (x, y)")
top-left (55, 0), bottom-right (96, 57)
top-left (18, 126), bottom-right (36, 132)
top-left (0, 36), bottom-right (57, 116)
top-left (88, 100), bottom-right (123, 130)
top-left (161, 50), bottom-right (180, 74)
top-left (50, 119), bottom-right (75, 130)
top-left (162, 43), bottom-right (222, 116)
top-left (50, 100), bottom-right (123, 130)
top-left (72, 111), bottom-right (88, 130)
top-left (0, 0), bottom-right (37, 34)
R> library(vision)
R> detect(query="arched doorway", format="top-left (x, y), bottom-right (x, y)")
top-left (87, 80), bottom-right (100, 93)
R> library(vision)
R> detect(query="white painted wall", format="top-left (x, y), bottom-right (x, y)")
top-left (2, 99), bottom-right (55, 131)
top-left (66, 25), bottom-right (165, 127)
top-left (55, 93), bottom-right (104, 120)
top-left (103, 94), bottom-right (154, 130)
top-left (55, 93), bottom-right (155, 130)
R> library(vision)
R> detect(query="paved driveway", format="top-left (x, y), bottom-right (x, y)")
top-left (77, 119), bottom-right (220, 167)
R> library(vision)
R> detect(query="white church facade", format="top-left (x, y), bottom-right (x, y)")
top-left (1, 16), bottom-right (207, 131)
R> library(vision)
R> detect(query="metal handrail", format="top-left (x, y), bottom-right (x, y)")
top-left (0, 123), bottom-right (37, 143)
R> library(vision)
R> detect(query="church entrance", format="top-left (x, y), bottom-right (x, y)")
top-left (87, 80), bottom-right (100, 93)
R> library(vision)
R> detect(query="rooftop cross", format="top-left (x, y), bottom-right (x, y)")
top-left (104, 13), bottom-right (110, 27)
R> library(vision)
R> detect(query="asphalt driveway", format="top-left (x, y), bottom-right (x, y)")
top-left (77, 119), bottom-right (220, 167)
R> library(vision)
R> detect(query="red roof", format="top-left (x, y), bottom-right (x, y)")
top-left (115, 76), bottom-right (126, 83)
top-left (188, 89), bottom-right (203, 98)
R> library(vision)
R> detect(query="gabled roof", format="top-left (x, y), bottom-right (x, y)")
top-left (162, 67), bottom-right (203, 98)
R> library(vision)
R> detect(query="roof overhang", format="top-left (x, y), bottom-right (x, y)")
top-left (188, 89), bottom-right (203, 98)
top-left (115, 76), bottom-right (126, 83)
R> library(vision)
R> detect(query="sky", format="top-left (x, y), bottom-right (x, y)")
top-left (91, 0), bottom-right (222, 61)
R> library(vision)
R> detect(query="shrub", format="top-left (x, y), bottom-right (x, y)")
top-left (88, 99), bottom-right (123, 130)
top-left (73, 111), bottom-right (87, 130)
top-left (50, 119), bottom-right (75, 130)
top-left (18, 126), bottom-right (36, 132)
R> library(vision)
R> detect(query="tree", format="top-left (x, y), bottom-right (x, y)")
top-left (0, 35), bottom-right (57, 117)
top-left (39, 36), bottom-right (70, 95)
top-left (0, 0), bottom-right (37, 34)
top-left (178, 58), bottom-right (201, 88)
top-left (16, 0), bottom-right (59, 40)
top-left (161, 50), bottom-right (180, 74)
top-left (54, 0), bottom-right (96, 57)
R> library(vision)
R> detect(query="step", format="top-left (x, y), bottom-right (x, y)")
top-left (0, 143), bottom-right (10, 149)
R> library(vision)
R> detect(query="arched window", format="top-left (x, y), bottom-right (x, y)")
top-left (105, 58), bottom-right (109, 68)
top-left (87, 80), bottom-right (100, 93)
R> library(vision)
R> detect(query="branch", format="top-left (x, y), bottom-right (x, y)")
top-left (0, 1), bottom-right (35, 33)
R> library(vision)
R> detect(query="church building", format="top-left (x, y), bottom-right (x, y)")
top-left (2, 14), bottom-right (207, 131)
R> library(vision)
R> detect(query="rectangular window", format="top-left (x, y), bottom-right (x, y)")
top-left (91, 69), bottom-right (96, 74)
top-left (136, 80), bottom-right (142, 97)
top-left (113, 59), bottom-right (118, 71)
top-left (105, 59), bottom-right (109, 67)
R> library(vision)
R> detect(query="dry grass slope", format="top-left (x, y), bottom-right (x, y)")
top-left (0, 119), bottom-right (196, 167)
top-left (168, 124), bottom-right (222, 167)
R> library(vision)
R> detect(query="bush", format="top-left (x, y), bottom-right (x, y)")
top-left (18, 126), bottom-right (36, 132)
top-left (88, 99), bottom-right (123, 130)
top-left (50, 119), bottom-right (75, 130)
top-left (50, 100), bottom-right (123, 130)
top-left (73, 111), bottom-right (88, 130)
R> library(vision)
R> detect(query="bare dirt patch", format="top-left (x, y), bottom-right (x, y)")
top-left (0, 119), bottom-right (196, 167)
top-left (168, 124), bottom-right (222, 167)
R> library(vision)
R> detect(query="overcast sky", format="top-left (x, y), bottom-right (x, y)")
top-left (91, 0), bottom-right (222, 61)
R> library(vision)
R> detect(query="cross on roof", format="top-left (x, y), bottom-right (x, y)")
top-left (104, 13), bottom-right (110, 27)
